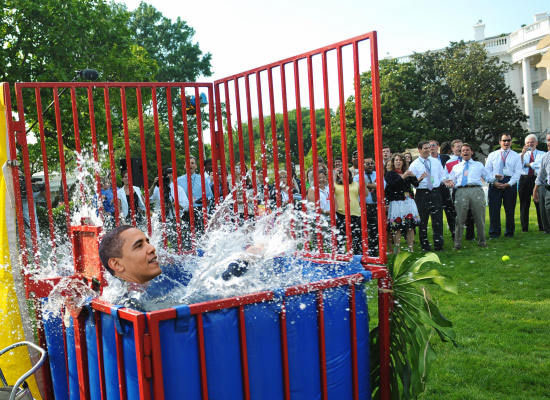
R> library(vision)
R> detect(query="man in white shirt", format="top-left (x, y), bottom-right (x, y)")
top-left (533, 133), bottom-right (550, 233)
top-left (519, 134), bottom-right (545, 232)
top-left (409, 141), bottom-right (447, 251)
top-left (447, 143), bottom-right (494, 249)
top-left (484, 133), bottom-right (522, 238)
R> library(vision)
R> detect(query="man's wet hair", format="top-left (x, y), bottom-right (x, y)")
top-left (417, 140), bottom-right (430, 150)
top-left (99, 225), bottom-right (134, 276)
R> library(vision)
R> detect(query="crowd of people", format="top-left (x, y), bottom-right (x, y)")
top-left (77, 132), bottom-right (550, 256)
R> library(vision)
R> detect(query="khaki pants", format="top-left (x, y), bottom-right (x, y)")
top-left (454, 186), bottom-right (486, 248)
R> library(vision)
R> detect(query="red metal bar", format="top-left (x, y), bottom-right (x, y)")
top-left (145, 313), bottom-right (167, 400)
top-left (207, 85), bottom-right (221, 203)
top-left (120, 88), bottom-right (136, 226)
top-left (152, 88), bottom-right (166, 227)
top-left (307, 55), bottom-right (324, 250)
top-left (72, 314), bottom-right (90, 400)
top-left (369, 32), bottom-right (387, 264)
top-left (103, 87), bottom-right (120, 224)
top-left (233, 78), bottom-right (250, 220)
top-left (17, 82), bottom-right (214, 89)
top-left (130, 311), bottom-right (152, 400)
top-left (336, 47), bottom-right (352, 253)
top-left (15, 85), bottom-right (39, 256)
top-left (238, 306), bottom-right (251, 400)
top-left (279, 300), bottom-right (291, 400)
top-left (214, 83), bottom-right (229, 197)
top-left (194, 87), bottom-right (209, 227)
top-left (196, 313), bottom-right (209, 400)
top-left (70, 86), bottom-right (81, 152)
top-left (353, 42), bottom-right (369, 260)
top-left (87, 86), bottom-right (103, 226)
top-left (166, 88), bottom-right (184, 253)
top-left (180, 92), bottom-right (197, 246)
top-left (316, 290), bottom-right (328, 400)
top-left (136, 88), bottom-right (152, 236)
top-left (267, 68), bottom-right (282, 208)
top-left (94, 310), bottom-right (107, 400)
top-left (378, 277), bottom-right (391, 400)
top-left (292, 60), bottom-right (307, 209)
top-left (254, 72), bottom-right (270, 207)
top-left (114, 320), bottom-right (128, 400)
top-left (222, 81), bottom-right (238, 214)
top-left (244, 75), bottom-right (259, 217)
top-left (34, 88), bottom-right (56, 247)
top-left (349, 285), bottom-right (359, 400)
top-left (321, 52), bottom-right (338, 252)
top-left (279, 64), bottom-right (294, 205)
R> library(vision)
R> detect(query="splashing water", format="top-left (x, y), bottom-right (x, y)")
top-left (36, 154), bottom-right (345, 315)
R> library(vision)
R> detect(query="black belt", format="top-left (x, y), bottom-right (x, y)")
top-left (416, 188), bottom-right (438, 192)
top-left (456, 185), bottom-right (481, 189)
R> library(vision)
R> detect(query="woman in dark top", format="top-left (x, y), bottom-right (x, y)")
top-left (384, 153), bottom-right (420, 253)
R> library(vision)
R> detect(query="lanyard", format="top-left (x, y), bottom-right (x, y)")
top-left (500, 150), bottom-right (510, 165)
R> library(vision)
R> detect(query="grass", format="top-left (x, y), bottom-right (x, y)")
top-left (367, 205), bottom-right (550, 399)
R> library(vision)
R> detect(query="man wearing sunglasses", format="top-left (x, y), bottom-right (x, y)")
top-left (485, 134), bottom-right (522, 238)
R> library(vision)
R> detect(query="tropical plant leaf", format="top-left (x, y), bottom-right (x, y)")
top-left (370, 251), bottom-right (457, 399)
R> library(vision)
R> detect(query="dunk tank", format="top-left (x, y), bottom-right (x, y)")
top-left (2, 32), bottom-right (391, 399)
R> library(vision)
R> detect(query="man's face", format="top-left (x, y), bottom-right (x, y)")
top-left (189, 158), bottom-right (197, 174)
top-left (452, 141), bottom-right (463, 156)
top-left (420, 143), bottom-right (431, 159)
top-left (525, 137), bottom-right (537, 150)
top-left (112, 228), bottom-right (160, 284)
top-left (429, 141), bottom-right (439, 157)
top-left (461, 146), bottom-right (473, 161)
top-left (365, 158), bottom-right (375, 173)
top-left (382, 147), bottom-right (391, 161)
top-left (500, 135), bottom-right (512, 150)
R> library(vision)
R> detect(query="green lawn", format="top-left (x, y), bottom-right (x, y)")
top-left (368, 204), bottom-right (550, 399)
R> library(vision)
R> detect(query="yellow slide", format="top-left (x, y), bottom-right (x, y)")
top-left (0, 85), bottom-right (42, 399)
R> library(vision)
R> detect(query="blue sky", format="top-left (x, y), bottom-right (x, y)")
top-left (121, 0), bottom-right (549, 82)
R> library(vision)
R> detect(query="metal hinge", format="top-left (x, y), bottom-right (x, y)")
top-left (143, 333), bottom-right (152, 379)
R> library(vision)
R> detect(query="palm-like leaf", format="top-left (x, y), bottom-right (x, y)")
top-left (370, 252), bottom-right (457, 399)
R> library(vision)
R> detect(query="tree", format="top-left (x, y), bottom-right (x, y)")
top-left (129, 2), bottom-right (212, 83)
top-left (412, 41), bottom-right (526, 155)
top-left (338, 41), bottom-right (527, 158)
top-left (342, 58), bottom-right (428, 155)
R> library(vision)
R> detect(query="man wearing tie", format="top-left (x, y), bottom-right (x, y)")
top-left (519, 134), bottom-right (545, 232)
top-left (409, 141), bottom-right (447, 251)
top-left (177, 156), bottom-right (214, 237)
top-left (430, 139), bottom-right (455, 240)
top-left (485, 133), bottom-right (522, 238)
top-left (446, 143), bottom-right (494, 249)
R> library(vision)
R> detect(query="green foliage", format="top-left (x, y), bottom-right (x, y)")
top-left (412, 41), bottom-right (526, 156)
top-left (336, 41), bottom-right (526, 157)
top-left (370, 252), bottom-right (457, 399)
top-left (342, 59), bottom-right (428, 154)
top-left (129, 2), bottom-right (212, 83)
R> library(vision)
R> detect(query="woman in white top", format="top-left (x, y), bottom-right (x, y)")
top-left (117, 170), bottom-right (146, 223)
top-left (306, 168), bottom-right (331, 214)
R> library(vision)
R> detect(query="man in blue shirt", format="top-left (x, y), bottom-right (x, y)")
top-left (519, 134), bottom-right (546, 232)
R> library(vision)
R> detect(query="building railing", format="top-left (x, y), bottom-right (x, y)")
top-left (510, 17), bottom-right (550, 48)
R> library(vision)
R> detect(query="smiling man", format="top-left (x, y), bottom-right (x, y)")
top-left (99, 225), bottom-right (161, 284)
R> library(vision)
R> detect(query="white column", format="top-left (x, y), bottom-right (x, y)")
top-left (547, 67), bottom-right (550, 113)
top-left (522, 57), bottom-right (534, 131)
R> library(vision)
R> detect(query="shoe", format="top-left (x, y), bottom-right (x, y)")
top-left (454, 245), bottom-right (461, 250)
top-left (504, 233), bottom-right (514, 238)
top-left (478, 242), bottom-right (487, 248)
top-left (421, 247), bottom-right (432, 252)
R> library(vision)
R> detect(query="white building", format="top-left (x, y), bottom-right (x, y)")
top-left (476, 12), bottom-right (550, 134)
